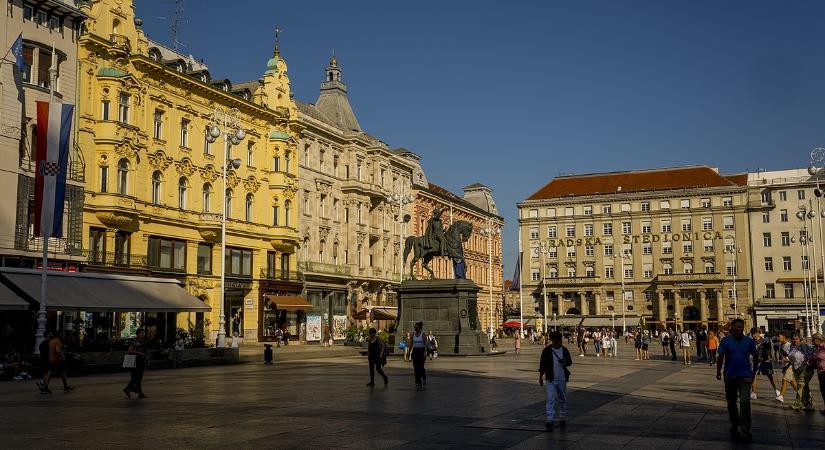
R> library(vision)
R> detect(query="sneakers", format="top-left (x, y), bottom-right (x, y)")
top-left (579, 354), bottom-right (585, 357)
top-left (750, 392), bottom-right (757, 400)
top-left (36, 380), bottom-right (47, 393)
top-left (776, 395), bottom-right (784, 403)
top-left (63, 386), bottom-right (74, 393)
top-left (123, 388), bottom-right (131, 399)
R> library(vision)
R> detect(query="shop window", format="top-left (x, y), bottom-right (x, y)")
top-left (197, 243), bottom-right (212, 275)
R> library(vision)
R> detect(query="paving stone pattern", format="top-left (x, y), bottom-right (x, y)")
top-left (0, 341), bottom-right (822, 449)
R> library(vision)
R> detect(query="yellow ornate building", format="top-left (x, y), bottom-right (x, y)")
top-left (76, 0), bottom-right (301, 343)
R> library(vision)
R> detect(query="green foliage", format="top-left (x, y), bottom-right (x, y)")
top-left (178, 318), bottom-right (211, 348)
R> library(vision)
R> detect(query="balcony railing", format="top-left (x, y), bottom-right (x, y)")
top-left (82, 250), bottom-right (148, 269)
top-left (109, 33), bottom-right (131, 52)
top-left (297, 261), bottom-right (352, 276)
top-left (754, 297), bottom-right (811, 306)
top-left (259, 268), bottom-right (301, 281)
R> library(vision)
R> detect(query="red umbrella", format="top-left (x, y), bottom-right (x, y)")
top-left (501, 320), bottom-right (522, 328)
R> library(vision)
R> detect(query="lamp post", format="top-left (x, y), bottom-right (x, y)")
top-left (614, 253), bottom-right (630, 334)
top-left (807, 149), bottom-right (825, 333)
top-left (205, 108), bottom-right (245, 348)
top-left (800, 205), bottom-right (821, 337)
top-left (723, 238), bottom-right (741, 321)
top-left (553, 312), bottom-right (557, 331)
top-left (386, 190), bottom-right (415, 284)
top-left (480, 219), bottom-right (501, 339)
top-left (795, 209), bottom-right (814, 339)
top-left (540, 241), bottom-right (549, 335)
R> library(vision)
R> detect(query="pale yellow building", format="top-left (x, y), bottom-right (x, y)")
top-left (75, 0), bottom-right (301, 342)
top-left (518, 166), bottom-right (751, 332)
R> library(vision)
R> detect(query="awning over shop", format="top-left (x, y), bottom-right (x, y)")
top-left (352, 307), bottom-right (397, 321)
top-left (266, 295), bottom-right (312, 311)
top-left (0, 282), bottom-right (30, 310)
top-left (0, 268), bottom-right (210, 312)
top-left (553, 317), bottom-right (584, 327)
top-left (581, 317), bottom-right (619, 327)
top-left (501, 319), bottom-right (538, 328)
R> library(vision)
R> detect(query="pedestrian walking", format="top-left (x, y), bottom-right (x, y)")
top-left (426, 331), bottom-right (438, 360)
top-left (716, 318), bottom-right (757, 442)
top-left (696, 327), bottom-right (708, 361)
top-left (749, 328), bottom-right (781, 402)
top-left (602, 330), bottom-right (611, 357)
top-left (37, 333), bottom-right (74, 394)
top-left (788, 334), bottom-right (815, 411)
top-left (539, 330), bottom-right (572, 430)
top-left (123, 328), bottom-right (148, 399)
top-left (661, 329), bottom-right (670, 358)
top-left (404, 331), bottom-right (412, 362)
top-left (172, 334), bottom-right (185, 368)
top-left (491, 333), bottom-right (498, 352)
top-left (810, 333), bottom-right (825, 414)
top-left (410, 322), bottom-right (427, 389)
top-left (592, 330), bottom-right (602, 357)
top-left (230, 332), bottom-right (240, 348)
top-left (634, 330), bottom-right (643, 360)
top-left (668, 327), bottom-right (678, 361)
top-left (35, 331), bottom-right (50, 393)
top-left (707, 331), bottom-right (719, 366)
top-left (610, 331), bottom-right (618, 357)
top-left (366, 328), bottom-right (388, 386)
top-left (641, 330), bottom-right (651, 360)
top-left (778, 332), bottom-right (799, 399)
top-left (514, 335), bottom-right (521, 355)
top-left (680, 329), bottom-right (692, 365)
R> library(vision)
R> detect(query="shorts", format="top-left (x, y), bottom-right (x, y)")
top-left (642, 343), bottom-right (649, 351)
top-left (757, 362), bottom-right (773, 376)
top-left (782, 367), bottom-right (795, 383)
top-left (635, 342), bottom-right (642, 349)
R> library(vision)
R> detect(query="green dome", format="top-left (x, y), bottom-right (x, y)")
top-left (266, 56), bottom-right (279, 73)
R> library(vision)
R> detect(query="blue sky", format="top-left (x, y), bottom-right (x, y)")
top-left (135, 0), bottom-right (825, 277)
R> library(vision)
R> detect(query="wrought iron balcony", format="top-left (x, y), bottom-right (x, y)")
top-left (296, 261), bottom-right (352, 276)
top-left (259, 268), bottom-right (302, 281)
top-left (109, 33), bottom-right (131, 53)
top-left (82, 250), bottom-right (148, 269)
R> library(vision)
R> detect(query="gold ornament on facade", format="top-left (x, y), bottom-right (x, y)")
top-left (199, 164), bottom-right (220, 182)
top-left (148, 150), bottom-right (172, 171)
top-left (243, 176), bottom-right (261, 193)
top-left (95, 212), bottom-right (137, 229)
top-left (174, 158), bottom-right (197, 176)
top-left (226, 171), bottom-right (240, 188)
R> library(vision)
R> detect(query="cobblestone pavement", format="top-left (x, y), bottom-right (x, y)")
top-left (1, 341), bottom-right (823, 449)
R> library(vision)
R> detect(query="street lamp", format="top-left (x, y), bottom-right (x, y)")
top-left (480, 220), bottom-right (501, 339)
top-left (723, 238), bottom-right (742, 322)
top-left (386, 190), bottom-right (415, 284)
top-left (205, 107), bottom-right (245, 348)
top-left (539, 241), bottom-right (550, 335)
top-left (806, 149), bottom-right (825, 334)
top-left (795, 209), bottom-right (815, 339)
top-left (553, 312), bottom-right (557, 331)
top-left (614, 253), bottom-right (631, 334)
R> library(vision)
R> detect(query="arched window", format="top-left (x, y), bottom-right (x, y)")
top-left (151, 171), bottom-right (162, 204)
top-left (303, 237), bottom-right (309, 262)
top-left (333, 242), bottom-right (339, 265)
top-left (178, 177), bottom-right (188, 209)
top-left (663, 263), bottom-right (673, 275)
top-left (245, 193), bottom-right (253, 222)
top-left (225, 189), bottom-right (233, 219)
top-left (116, 158), bottom-right (128, 195)
top-left (202, 183), bottom-right (212, 212)
top-left (549, 267), bottom-right (558, 278)
top-left (112, 18), bottom-right (121, 34)
top-left (284, 200), bottom-right (291, 227)
top-left (357, 244), bottom-right (363, 268)
top-left (704, 262), bottom-right (715, 274)
top-left (684, 263), bottom-right (694, 274)
top-left (319, 239), bottom-right (325, 263)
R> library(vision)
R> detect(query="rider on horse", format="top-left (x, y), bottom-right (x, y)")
top-left (424, 208), bottom-right (448, 256)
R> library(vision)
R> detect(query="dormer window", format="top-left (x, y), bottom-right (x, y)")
top-left (200, 74), bottom-right (207, 82)
top-left (176, 63), bottom-right (183, 73)
top-left (223, 83), bottom-right (229, 92)
top-left (148, 48), bottom-right (161, 61)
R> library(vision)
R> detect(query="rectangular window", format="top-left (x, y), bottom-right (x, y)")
top-left (203, 127), bottom-right (213, 155)
top-left (180, 119), bottom-right (189, 147)
top-left (147, 237), bottom-right (186, 271)
top-left (782, 256), bottom-right (792, 271)
top-left (784, 283), bottom-right (793, 299)
top-left (661, 220), bottom-right (671, 233)
top-left (603, 223), bottom-right (612, 236)
top-left (622, 221), bottom-right (631, 234)
top-left (662, 242), bottom-right (672, 254)
top-left (37, 50), bottom-right (51, 88)
top-left (765, 283), bottom-right (775, 299)
top-left (548, 247), bottom-right (557, 258)
top-left (604, 266), bottom-right (614, 278)
top-left (700, 217), bottom-right (711, 230)
top-left (23, 4), bottom-right (33, 20)
top-left (100, 166), bottom-right (108, 192)
top-left (641, 221), bottom-right (651, 233)
top-left (584, 224), bottom-right (593, 237)
top-left (764, 257), bottom-right (773, 271)
top-left (723, 216), bottom-right (734, 230)
top-left (681, 199), bottom-right (690, 209)
top-left (726, 263), bottom-right (737, 276)
top-left (624, 268), bottom-right (633, 279)
top-left (548, 226), bottom-right (556, 238)
top-left (681, 219), bottom-right (691, 232)
top-left (566, 246), bottom-right (576, 258)
top-left (620, 203), bottom-right (631, 212)
top-left (585, 245), bottom-right (594, 257)
top-left (529, 227), bottom-right (539, 240)
top-left (528, 209), bottom-right (538, 218)
top-left (761, 191), bottom-right (772, 204)
top-left (701, 198), bottom-right (711, 208)
top-left (247, 142), bottom-right (255, 167)
top-left (644, 269), bottom-right (653, 278)
top-left (118, 93), bottom-right (130, 123)
top-left (798, 189), bottom-right (806, 200)
top-left (583, 206), bottom-right (592, 215)
top-left (762, 212), bottom-right (770, 223)
top-left (197, 244), bottom-right (212, 274)
top-left (703, 240), bottom-right (713, 252)
top-left (660, 200), bottom-right (670, 210)
top-left (564, 207), bottom-right (574, 216)
top-left (272, 205), bottom-right (280, 226)
top-left (153, 110), bottom-right (163, 139)
top-left (622, 244), bottom-right (632, 256)
top-left (89, 227), bottom-right (106, 262)
top-left (602, 204), bottom-right (612, 214)
top-left (683, 243), bottom-right (693, 253)
top-left (547, 208), bottom-right (556, 217)
top-left (224, 247), bottom-right (253, 277)
top-left (531, 270), bottom-right (540, 281)
top-left (35, 10), bottom-right (47, 25)
top-left (763, 233), bottom-right (771, 247)
top-left (603, 244), bottom-right (613, 256)
top-left (566, 225), bottom-right (575, 237)
top-left (643, 244), bottom-right (652, 255)
top-left (640, 202), bottom-right (650, 212)
top-left (779, 191), bottom-right (787, 201)
top-left (803, 255), bottom-right (810, 270)
top-left (664, 265), bottom-right (673, 275)
top-left (722, 197), bottom-right (733, 207)
top-left (781, 232), bottom-right (790, 246)
top-left (21, 46), bottom-right (33, 83)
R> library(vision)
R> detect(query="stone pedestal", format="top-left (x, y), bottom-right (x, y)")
top-left (395, 279), bottom-right (488, 355)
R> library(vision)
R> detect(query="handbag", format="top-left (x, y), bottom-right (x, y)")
top-left (398, 341), bottom-right (407, 350)
top-left (122, 354), bottom-right (137, 369)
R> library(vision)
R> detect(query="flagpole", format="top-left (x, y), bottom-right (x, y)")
top-left (34, 44), bottom-right (57, 354)
top-left (518, 227), bottom-right (524, 339)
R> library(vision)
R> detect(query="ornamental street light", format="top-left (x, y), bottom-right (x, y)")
top-left (723, 237), bottom-right (742, 322)
top-left (798, 205), bottom-right (821, 338)
top-left (205, 107), bottom-right (245, 348)
top-left (480, 220), bottom-right (501, 339)
top-left (795, 209), bottom-right (815, 338)
top-left (614, 253), bottom-right (631, 334)
top-left (806, 148), bottom-right (825, 334)
top-left (539, 241), bottom-right (549, 335)
top-left (386, 189), bottom-right (414, 285)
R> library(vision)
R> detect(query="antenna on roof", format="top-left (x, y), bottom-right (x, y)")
top-left (170, 0), bottom-right (186, 51)
top-left (274, 26), bottom-right (281, 56)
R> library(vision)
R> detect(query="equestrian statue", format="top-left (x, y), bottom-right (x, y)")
top-left (403, 208), bottom-right (473, 280)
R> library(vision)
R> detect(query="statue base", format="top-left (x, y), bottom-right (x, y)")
top-left (395, 279), bottom-right (488, 356)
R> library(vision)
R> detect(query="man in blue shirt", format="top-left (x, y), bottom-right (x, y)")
top-left (716, 318), bottom-right (758, 442)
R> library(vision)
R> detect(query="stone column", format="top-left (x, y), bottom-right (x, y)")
top-left (699, 289), bottom-right (708, 329)
top-left (657, 290), bottom-right (666, 327)
top-left (556, 292), bottom-right (564, 316)
top-left (673, 290), bottom-right (681, 329)
top-left (594, 291), bottom-right (601, 315)
top-left (579, 291), bottom-right (587, 316)
top-left (716, 289), bottom-right (724, 330)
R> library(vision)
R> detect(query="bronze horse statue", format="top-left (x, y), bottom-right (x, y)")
top-left (403, 220), bottom-right (473, 280)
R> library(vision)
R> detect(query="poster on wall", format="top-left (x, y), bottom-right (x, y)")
top-left (306, 315), bottom-right (322, 341)
top-left (333, 315), bottom-right (348, 340)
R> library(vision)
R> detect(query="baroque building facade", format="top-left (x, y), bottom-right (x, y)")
top-left (0, 0), bottom-right (87, 270)
top-left (75, 0), bottom-right (301, 342)
top-left (747, 168), bottom-right (825, 334)
top-left (410, 182), bottom-right (504, 334)
top-left (518, 166), bottom-right (751, 332)
top-left (294, 57), bottom-right (427, 340)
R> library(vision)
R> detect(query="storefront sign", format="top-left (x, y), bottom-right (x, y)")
top-left (545, 231), bottom-right (724, 248)
top-left (674, 282), bottom-right (704, 287)
top-left (306, 315), bottom-right (322, 341)
top-left (225, 280), bottom-right (252, 290)
top-left (333, 315), bottom-right (348, 340)
top-left (244, 299), bottom-right (254, 309)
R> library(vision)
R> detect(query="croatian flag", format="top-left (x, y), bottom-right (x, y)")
top-left (34, 101), bottom-right (74, 238)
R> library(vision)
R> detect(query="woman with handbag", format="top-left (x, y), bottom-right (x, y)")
top-left (366, 328), bottom-right (388, 386)
top-left (123, 328), bottom-right (148, 399)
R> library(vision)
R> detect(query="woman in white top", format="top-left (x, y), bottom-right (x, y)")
top-left (410, 322), bottom-right (427, 388)
top-left (680, 329), bottom-right (692, 365)
top-left (602, 330), bottom-right (611, 357)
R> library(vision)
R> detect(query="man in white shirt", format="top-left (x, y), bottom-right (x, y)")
top-left (680, 329), bottom-right (693, 365)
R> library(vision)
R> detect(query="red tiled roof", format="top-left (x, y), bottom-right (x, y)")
top-left (724, 173), bottom-right (748, 186)
top-left (526, 166), bottom-right (741, 201)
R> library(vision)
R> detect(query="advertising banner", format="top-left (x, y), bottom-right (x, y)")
top-left (306, 315), bottom-right (322, 342)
